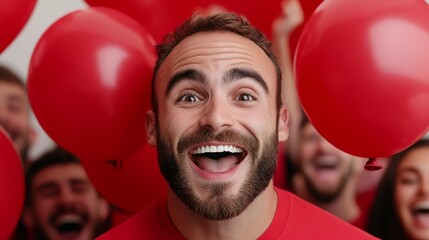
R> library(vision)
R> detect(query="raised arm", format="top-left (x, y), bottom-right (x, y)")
top-left (272, 0), bottom-right (304, 159)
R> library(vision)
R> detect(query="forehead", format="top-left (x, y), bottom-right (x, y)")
top-left (157, 31), bottom-right (275, 85)
top-left (32, 163), bottom-right (88, 188)
top-left (398, 147), bottom-right (429, 170)
top-left (0, 81), bottom-right (27, 97)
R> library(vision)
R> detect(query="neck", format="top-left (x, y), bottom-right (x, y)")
top-left (167, 181), bottom-right (278, 240)
top-left (308, 181), bottom-right (360, 223)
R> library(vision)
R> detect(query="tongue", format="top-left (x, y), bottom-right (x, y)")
top-left (415, 213), bottom-right (429, 228)
top-left (196, 155), bottom-right (238, 173)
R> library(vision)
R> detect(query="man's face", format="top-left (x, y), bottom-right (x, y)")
top-left (147, 31), bottom-right (288, 220)
top-left (298, 123), bottom-right (356, 202)
top-left (26, 163), bottom-right (108, 240)
top-left (0, 81), bottom-right (33, 160)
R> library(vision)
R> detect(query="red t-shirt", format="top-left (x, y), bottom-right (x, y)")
top-left (98, 188), bottom-right (378, 239)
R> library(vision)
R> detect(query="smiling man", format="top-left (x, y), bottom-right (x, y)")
top-left (99, 13), bottom-right (376, 239)
top-left (292, 117), bottom-right (367, 228)
top-left (0, 65), bottom-right (35, 165)
top-left (23, 147), bottom-right (110, 240)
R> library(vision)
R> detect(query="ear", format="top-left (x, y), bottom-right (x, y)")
top-left (22, 207), bottom-right (35, 229)
top-left (97, 198), bottom-right (110, 221)
top-left (145, 110), bottom-right (157, 146)
top-left (277, 106), bottom-right (289, 142)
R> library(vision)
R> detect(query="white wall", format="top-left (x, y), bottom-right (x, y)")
top-left (0, 0), bottom-right (88, 160)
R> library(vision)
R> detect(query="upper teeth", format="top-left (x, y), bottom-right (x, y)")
top-left (413, 201), bottom-right (429, 211)
top-left (191, 145), bottom-right (243, 154)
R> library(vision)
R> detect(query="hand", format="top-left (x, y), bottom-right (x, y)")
top-left (272, 0), bottom-right (304, 36)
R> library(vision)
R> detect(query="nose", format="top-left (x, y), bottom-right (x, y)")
top-left (58, 188), bottom-right (77, 205)
top-left (418, 179), bottom-right (429, 196)
top-left (315, 136), bottom-right (336, 153)
top-left (198, 95), bottom-right (234, 132)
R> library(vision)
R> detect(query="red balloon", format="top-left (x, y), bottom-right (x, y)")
top-left (199, 0), bottom-right (282, 38)
top-left (295, 0), bottom-right (429, 158)
top-left (0, 0), bottom-right (36, 53)
top-left (85, 0), bottom-right (198, 43)
top-left (82, 145), bottom-right (167, 212)
top-left (28, 7), bottom-right (155, 160)
top-left (0, 126), bottom-right (25, 239)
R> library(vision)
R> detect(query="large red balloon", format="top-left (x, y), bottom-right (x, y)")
top-left (0, 126), bottom-right (25, 239)
top-left (28, 7), bottom-right (155, 161)
top-left (0, 0), bottom-right (36, 53)
top-left (295, 0), bottom-right (429, 158)
top-left (85, 0), bottom-right (198, 43)
top-left (82, 145), bottom-right (167, 213)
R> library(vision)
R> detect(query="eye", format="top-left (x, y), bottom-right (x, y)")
top-left (236, 92), bottom-right (256, 102)
top-left (178, 92), bottom-right (201, 103)
top-left (38, 187), bottom-right (59, 198)
top-left (8, 101), bottom-right (25, 113)
top-left (399, 176), bottom-right (418, 185)
top-left (71, 180), bottom-right (89, 194)
top-left (302, 133), bottom-right (319, 143)
top-left (398, 173), bottom-right (419, 185)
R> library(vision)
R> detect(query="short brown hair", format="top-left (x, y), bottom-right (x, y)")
top-left (0, 65), bottom-right (26, 89)
top-left (151, 12), bottom-right (282, 114)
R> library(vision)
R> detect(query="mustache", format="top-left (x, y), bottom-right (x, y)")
top-left (48, 204), bottom-right (89, 225)
top-left (177, 128), bottom-right (258, 158)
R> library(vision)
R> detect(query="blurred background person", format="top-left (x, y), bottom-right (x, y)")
top-left (367, 138), bottom-right (429, 240)
top-left (292, 116), bottom-right (368, 228)
top-left (0, 64), bottom-right (35, 166)
top-left (21, 147), bottom-right (110, 240)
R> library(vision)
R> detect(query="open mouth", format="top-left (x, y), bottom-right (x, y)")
top-left (412, 202), bottom-right (429, 216)
top-left (314, 162), bottom-right (337, 171)
top-left (190, 145), bottom-right (247, 173)
top-left (411, 201), bottom-right (429, 227)
top-left (55, 215), bottom-right (83, 234)
top-left (312, 156), bottom-right (339, 171)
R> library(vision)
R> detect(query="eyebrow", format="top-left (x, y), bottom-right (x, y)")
top-left (34, 178), bottom-right (88, 191)
top-left (225, 68), bottom-right (269, 94)
top-left (165, 69), bottom-right (208, 96)
top-left (164, 67), bottom-right (269, 96)
top-left (7, 94), bottom-right (26, 103)
top-left (398, 167), bottom-right (419, 175)
top-left (35, 181), bottom-right (57, 193)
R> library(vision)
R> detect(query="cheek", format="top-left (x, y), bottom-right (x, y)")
top-left (10, 115), bottom-right (28, 129)
top-left (301, 144), bottom-right (315, 159)
top-left (33, 201), bottom-right (53, 221)
top-left (394, 185), bottom-right (413, 214)
top-left (238, 111), bottom-right (276, 137)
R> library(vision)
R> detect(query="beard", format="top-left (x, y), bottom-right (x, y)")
top-left (19, 137), bottom-right (31, 163)
top-left (157, 127), bottom-right (278, 220)
top-left (302, 162), bottom-right (353, 203)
